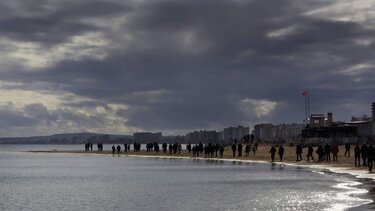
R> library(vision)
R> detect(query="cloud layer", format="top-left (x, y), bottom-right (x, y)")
top-left (0, 0), bottom-right (374, 136)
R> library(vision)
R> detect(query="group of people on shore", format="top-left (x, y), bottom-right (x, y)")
top-left (268, 142), bottom-right (375, 172)
top-left (268, 143), bottom-right (344, 163)
top-left (85, 141), bottom-right (375, 173)
top-left (187, 142), bottom-right (225, 158)
top-left (230, 140), bottom-right (258, 158)
top-left (353, 143), bottom-right (375, 172)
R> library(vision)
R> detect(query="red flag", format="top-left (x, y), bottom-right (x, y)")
top-left (302, 90), bottom-right (308, 96)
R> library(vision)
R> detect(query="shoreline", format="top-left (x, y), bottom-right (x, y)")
top-left (28, 148), bottom-right (375, 181)
top-left (28, 149), bottom-right (375, 210)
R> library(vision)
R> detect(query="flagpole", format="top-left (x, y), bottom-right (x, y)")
top-left (305, 92), bottom-right (308, 125)
top-left (307, 88), bottom-right (310, 117)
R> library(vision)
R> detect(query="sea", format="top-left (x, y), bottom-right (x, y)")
top-left (0, 144), bottom-right (374, 211)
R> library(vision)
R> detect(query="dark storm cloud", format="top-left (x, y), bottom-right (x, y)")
top-left (0, 1), bottom-right (130, 45)
top-left (1, 0), bottom-right (375, 135)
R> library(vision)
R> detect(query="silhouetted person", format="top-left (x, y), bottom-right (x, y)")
top-left (331, 144), bottom-right (339, 161)
top-left (361, 144), bottom-right (368, 166)
top-left (245, 144), bottom-right (250, 157)
top-left (251, 134), bottom-right (255, 143)
top-left (252, 145), bottom-right (256, 155)
top-left (278, 145), bottom-right (284, 162)
top-left (270, 146), bottom-right (276, 162)
top-left (368, 144), bottom-right (374, 173)
top-left (125, 143), bottom-right (128, 152)
top-left (162, 143), bottom-right (167, 153)
top-left (238, 143), bottom-right (243, 157)
top-left (173, 143), bottom-right (178, 154)
top-left (169, 144), bottom-right (173, 155)
top-left (153, 143), bottom-right (159, 154)
top-left (178, 143), bottom-right (182, 154)
top-left (117, 145), bottom-right (121, 154)
top-left (196, 144), bottom-right (200, 157)
top-left (354, 144), bottom-right (361, 167)
top-left (316, 145), bottom-right (324, 162)
top-left (192, 145), bottom-right (197, 157)
top-left (324, 143), bottom-right (331, 162)
top-left (198, 142), bottom-right (203, 155)
top-left (345, 142), bottom-right (350, 157)
top-left (231, 142), bottom-right (236, 157)
top-left (219, 145), bottom-right (224, 158)
top-left (90, 143), bottom-right (93, 151)
top-left (187, 143), bottom-right (191, 153)
top-left (296, 144), bottom-right (302, 161)
top-left (112, 145), bottom-right (116, 154)
top-left (306, 145), bottom-right (314, 162)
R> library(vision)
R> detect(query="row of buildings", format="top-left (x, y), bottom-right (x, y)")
top-left (133, 126), bottom-right (250, 144)
top-left (253, 123), bottom-right (304, 143)
top-left (250, 103), bottom-right (375, 144)
top-left (184, 126), bottom-right (250, 144)
top-left (133, 103), bottom-right (375, 144)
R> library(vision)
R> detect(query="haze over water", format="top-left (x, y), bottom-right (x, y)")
top-left (0, 145), bottom-right (372, 210)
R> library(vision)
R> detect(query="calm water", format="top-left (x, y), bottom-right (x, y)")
top-left (0, 145), bottom-right (373, 211)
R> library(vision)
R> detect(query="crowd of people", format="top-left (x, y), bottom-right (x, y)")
top-left (268, 142), bottom-right (375, 172)
top-left (84, 140), bottom-right (375, 173)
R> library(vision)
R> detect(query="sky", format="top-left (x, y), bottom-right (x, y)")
top-left (0, 0), bottom-right (374, 137)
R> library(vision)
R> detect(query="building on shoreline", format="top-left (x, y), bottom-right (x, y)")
top-left (185, 130), bottom-right (219, 144)
top-left (302, 110), bottom-right (375, 144)
top-left (219, 126), bottom-right (249, 143)
top-left (253, 123), bottom-right (304, 144)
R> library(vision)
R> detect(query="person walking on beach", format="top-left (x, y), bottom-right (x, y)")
top-left (245, 144), bottom-right (250, 158)
top-left (154, 143), bottom-right (160, 154)
top-left (368, 144), bottom-right (374, 173)
top-left (162, 143), bottom-right (167, 153)
top-left (344, 142), bottom-right (351, 157)
top-left (361, 144), bottom-right (368, 166)
top-left (112, 145), bottom-right (116, 154)
top-left (231, 142), bottom-right (236, 157)
top-left (238, 142), bottom-right (243, 157)
top-left (354, 144), bottom-right (361, 167)
top-left (219, 145), bottom-right (224, 158)
top-left (307, 145), bottom-right (314, 162)
top-left (278, 145), bottom-right (284, 162)
top-left (116, 145), bottom-right (121, 154)
top-left (324, 143), bottom-right (331, 162)
top-left (252, 144), bottom-right (257, 155)
top-left (270, 146), bottom-right (276, 162)
top-left (187, 143), bottom-right (191, 153)
top-left (331, 144), bottom-right (339, 162)
top-left (192, 145), bottom-right (196, 157)
top-left (316, 145), bottom-right (324, 162)
top-left (168, 144), bottom-right (173, 155)
top-left (296, 144), bottom-right (302, 162)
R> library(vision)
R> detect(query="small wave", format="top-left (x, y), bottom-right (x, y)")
top-left (325, 179), bottom-right (373, 211)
